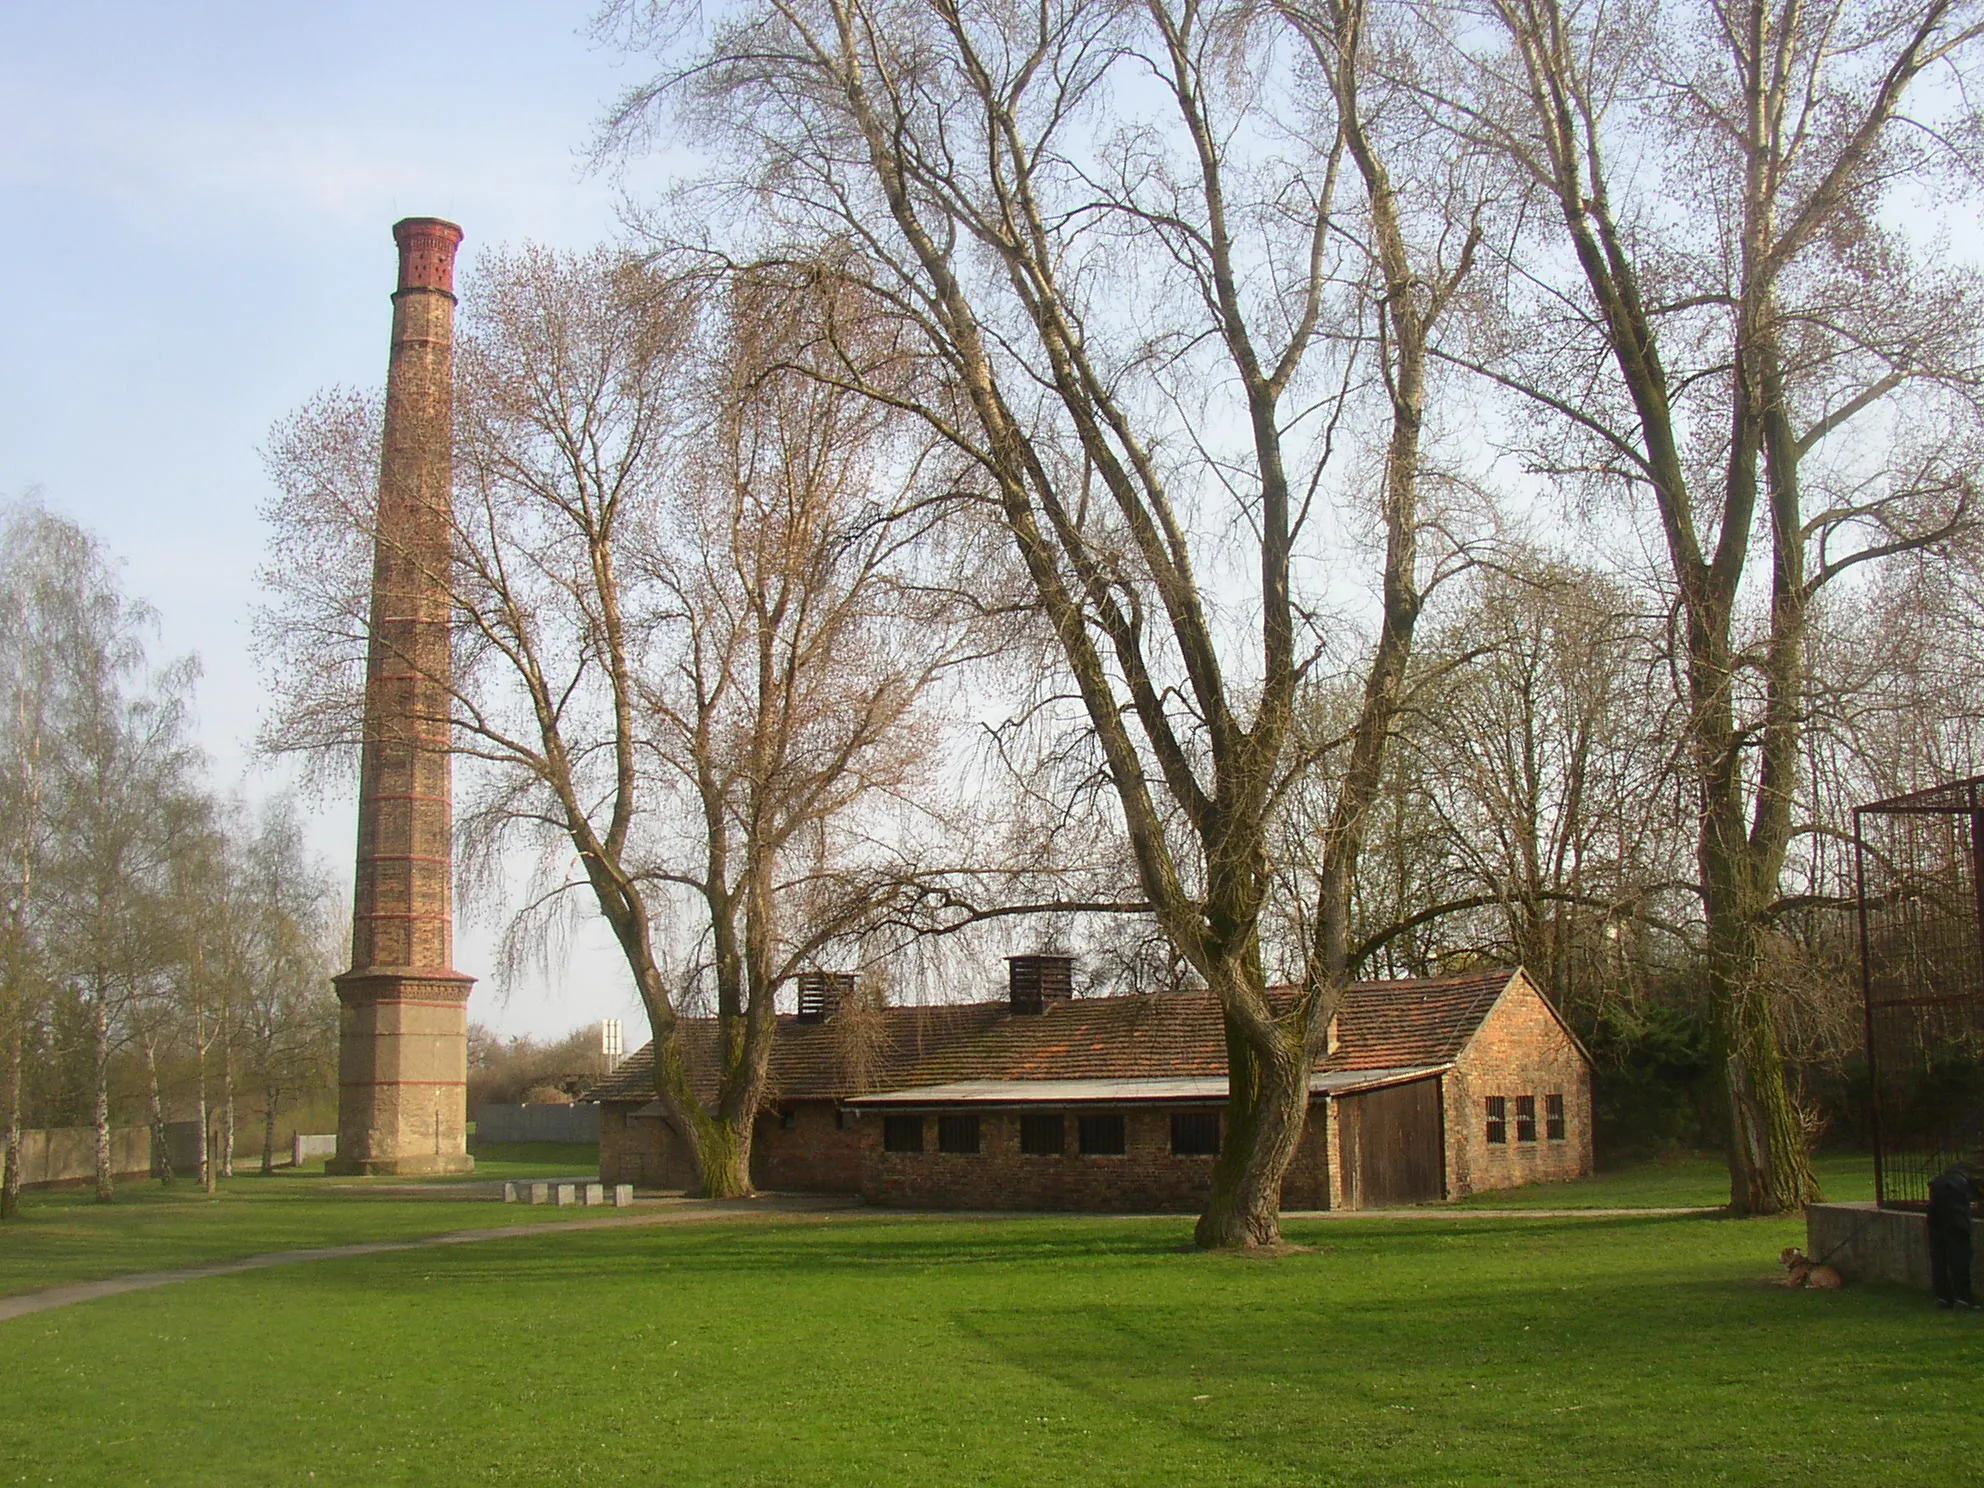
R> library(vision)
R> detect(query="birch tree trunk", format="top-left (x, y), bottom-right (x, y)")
top-left (195, 1003), bottom-right (214, 1195)
top-left (0, 1003), bottom-right (21, 1220)
top-left (261, 1085), bottom-right (278, 1176)
top-left (144, 1033), bottom-right (173, 1185)
top-left (221, 1021), bottom-right (235, 1179)
top-left (92, 993), bottom-right (113, 1203)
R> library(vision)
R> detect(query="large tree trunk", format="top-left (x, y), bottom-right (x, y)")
top-left (1196, 1017), bottom-right (1309, 1248)
top-left (692, 1116), bottom-right (753, 1200)
top-left (1703, 862), bottom-right (1817, 1214)
top-left (92, 996), bottom-right (113, 1203)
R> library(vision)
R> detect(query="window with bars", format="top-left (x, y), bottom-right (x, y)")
top-left (1485, 1096), bottom-right (1508, 1145)
top-left (1546, 1093), bottom-right (1566, 1141)
top-left (1020, 1113), bottom-right (1065, 1156)
top-left (1078, 1113), bottom-right (1126, 1155)
top-left (883, 1114), bottom-right (924, 1153)
top-left (1170, 1111), bottom-right (1221, 1156)
top-left (937, 1113), bottom-right (981, 1154)
top-left (1515, 1094), bottom-right (1537, 1143)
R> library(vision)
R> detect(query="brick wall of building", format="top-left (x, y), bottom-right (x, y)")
top-left (1443, 982), bottom-right (1592, 1197)
top-left (860, 1104), bottom-right (1333, 1211)
top-left (600, 1098), bottom-right (867, 1194)
top-left (599, 1104), bottom-right (697, 1190)
top-left (751, 1101), bottom-right (865, 1193)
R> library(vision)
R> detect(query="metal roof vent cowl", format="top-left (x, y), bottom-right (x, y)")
top-left (1007, 954), bottom-right (1075, 1014)
top-left (796, 971), bottom-right (857, 1023)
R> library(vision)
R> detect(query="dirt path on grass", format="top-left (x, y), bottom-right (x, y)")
top-left (0, 1198), bottom-right (1718, 1323)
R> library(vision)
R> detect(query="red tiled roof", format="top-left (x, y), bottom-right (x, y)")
top-left (588, 969), bottom-right (1528, 1105)
top-left (1325, 970), bottom-right (1515, 1071)
top-left (585, 1000), bottom-right (1009, 1105)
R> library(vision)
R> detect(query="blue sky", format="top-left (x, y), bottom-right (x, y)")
top-left (0, 2), bottom-right (658, 1038)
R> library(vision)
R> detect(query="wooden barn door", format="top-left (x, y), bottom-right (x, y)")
top-left (1338, 1077), bottom-right (1445, 1208)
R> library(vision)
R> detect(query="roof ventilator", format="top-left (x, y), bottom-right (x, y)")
top-left (1007, 954), bottom-right (1075, 1015)
top-left (796, 971), bottom-right (857, 1023)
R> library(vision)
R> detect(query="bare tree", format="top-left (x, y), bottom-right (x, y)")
top-left (1425, 0), bottom-right (1984, 1210)
top-left (0, 501), bottom-right (92, 1219)
top-left (262, 248), bottom-right (980, 1196)
top-left (600, 0), bottom-right (1488, 1244)
top-left (58, 652), bottom-right (203, 1201)
top-left (1359, 560), bottom-right (1692, 994)
top-left (234, 798), bottom-right (338, 1175)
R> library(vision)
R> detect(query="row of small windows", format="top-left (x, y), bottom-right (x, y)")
top-left (881, 1111), bottom-right (1222, 1158)
top-left (1484, 1093), bottom-right (1566, 1144)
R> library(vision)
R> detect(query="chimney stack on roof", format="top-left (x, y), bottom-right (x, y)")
top-left (796, 971), bottom-right (858, 1023)
top-left (1007, 954), bottom-right (1075, 1014)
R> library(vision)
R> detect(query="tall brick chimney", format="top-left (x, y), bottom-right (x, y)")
top-left (327, 217), bottom-right (474, 1176)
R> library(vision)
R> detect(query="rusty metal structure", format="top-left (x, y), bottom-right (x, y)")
top-left (1855, 776), bottom-right (1984, 1208)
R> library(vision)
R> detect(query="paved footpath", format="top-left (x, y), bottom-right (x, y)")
top-left (0, 1199), bottom-right (1716, 1324)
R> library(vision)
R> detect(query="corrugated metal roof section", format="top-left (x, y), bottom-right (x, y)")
top-left (843, 1065), bottom-right (1451, 1109)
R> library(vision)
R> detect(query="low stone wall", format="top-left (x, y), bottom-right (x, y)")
top-left (1807, 1201), bottom-right (1984, 1292)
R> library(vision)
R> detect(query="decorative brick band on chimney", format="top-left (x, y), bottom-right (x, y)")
top-left (328, 216), bottom-right (475, 1178)
top-left (1007, 954), bottom-right (1075, 1014)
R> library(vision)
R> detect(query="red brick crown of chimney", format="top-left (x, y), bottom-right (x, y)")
top-left (392, 216), bottom-right (465, 296)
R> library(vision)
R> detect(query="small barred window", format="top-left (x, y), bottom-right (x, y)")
top-left (1515, 1095), bottom-right (1537, 1143)
top-left (1170, 1111), bottom-right (1221, 1157)
top-left (1546, 1093), bottom-right (1566, 1141)
top-left (937, 1113), bottom-right (981, 1154)
top-left (1485, 1096), bottom-right (1507, 1145)
top-left (1078, 1113), bottom-right (1126, 1155)
top-left (1020, 1113), bottom-right (1065, 1156)
top-left (883, 1114), bottom-right (923, 1153)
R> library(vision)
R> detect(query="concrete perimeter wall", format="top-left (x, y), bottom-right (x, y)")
top-left (476, 1103), bottom-right (601, 1144)
top-left (1808, 1201), bottom-right (1984, 1292)
top-left (5, 1126), bottom-right (152, 1189)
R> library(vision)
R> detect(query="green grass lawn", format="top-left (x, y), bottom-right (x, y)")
top-left (1444, 1150), bottom-right (1877, 1209)
top-left (0, 1142), bottom-right (601, 1298)
top-left (2, 1205), bottom-right (1976, 1486)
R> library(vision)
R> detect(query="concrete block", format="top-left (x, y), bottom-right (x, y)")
top-left (613, 1184), bottom-right (634, 1208)
top-left (554, 1183), bottom-right (578, 1206)
top-left (1807, 1201), bottom-right (1984, 1292)
top-left (527, 1181), bottom-right (551, 1205)
top-left (582, 1182), bottom-right (604, 1206)
top-left (502, 1181), bottom-right (519, 1203)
